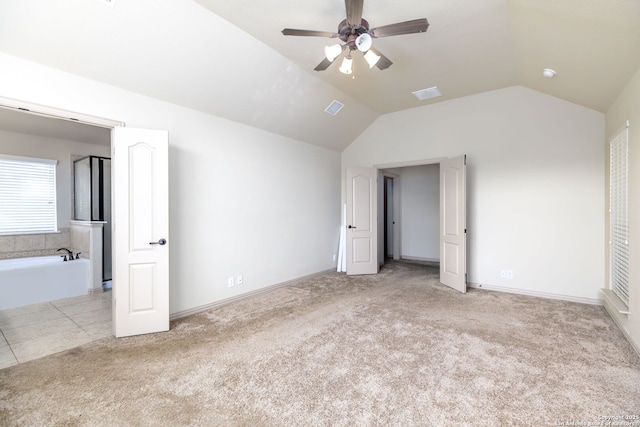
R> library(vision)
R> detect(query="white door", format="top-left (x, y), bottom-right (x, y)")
top-left (346, 167), bottom-right (378, 275)
top-left (112, 127), bottom-right (170, 338)
top-left (440, 155), bottom-right (467, 293)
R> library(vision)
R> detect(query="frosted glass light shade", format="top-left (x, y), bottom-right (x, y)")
top-left (364, 50), bottom-right (381, 68)
top-left (339, 56), bottom-right (353, 74)
top-left (355, 33), bottom-right (372, 52)
top-left (325, 44), bottom-right (343, 62)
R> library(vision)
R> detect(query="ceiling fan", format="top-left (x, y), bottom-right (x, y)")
top-left (281, 0), bottom-right (429, 74)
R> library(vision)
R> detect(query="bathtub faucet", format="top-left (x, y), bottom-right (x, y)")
top-left (57, 248), bottom-right (74, 261)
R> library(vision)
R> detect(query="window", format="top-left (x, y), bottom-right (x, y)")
top-left (609, 121), bottom-right (630, 306)
top-left (0, 154), bottom-right (58, 235)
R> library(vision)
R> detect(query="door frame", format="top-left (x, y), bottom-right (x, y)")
top-left (0, 96), bottom-right (123, 334)
top-left (376, 158), bottom-right (446, 263)
top-left (379, 171), bottom-right (400, 265)
top-left (375, 157), bottom-right (465, 284)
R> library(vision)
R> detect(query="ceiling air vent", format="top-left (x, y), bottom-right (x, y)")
top-left (96, 0), bottom-right (117, 8)
top-left (412, 86), bottom-right (442, 101)
top-left (324, 100), bottom-right (344, 116)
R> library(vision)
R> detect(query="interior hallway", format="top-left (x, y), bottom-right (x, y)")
top-left (0, 291), bottom-right (112, 369)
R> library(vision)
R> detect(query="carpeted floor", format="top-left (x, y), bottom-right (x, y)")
top-left (1, 261), bottom-right (639, 426)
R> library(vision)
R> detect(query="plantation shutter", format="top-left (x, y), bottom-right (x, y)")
top-left (0, 154), bottom-right (58, 235)
top-left (609, 121), bottom-right (630, 306)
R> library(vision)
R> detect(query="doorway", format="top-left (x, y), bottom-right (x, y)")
top-left (0, 102), bottom-right (116, 366)
top-left (383, 175), bottom-right (394, 261)
top-left (379, 164), bottom-right (440, 267)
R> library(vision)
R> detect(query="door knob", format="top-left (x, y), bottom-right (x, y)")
top-left (149, 238), bottom-right (167, 246)
top-left (348, 225), bottom-right (356, 229)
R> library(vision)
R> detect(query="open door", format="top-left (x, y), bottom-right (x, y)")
top-left (440, 155), bottom-right (467, 293)
top-left (112, 127), bottom-right (170, 337)
top-left (346, 167), bottom-right (378, 275)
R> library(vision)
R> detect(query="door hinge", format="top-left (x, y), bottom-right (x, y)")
top-left (464, 228), bottom-right (467, 233)
top-left (464, 154), bottom-right (467, 165)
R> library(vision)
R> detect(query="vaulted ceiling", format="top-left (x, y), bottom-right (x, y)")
top-left (0, 0), bottom-right (639, 151)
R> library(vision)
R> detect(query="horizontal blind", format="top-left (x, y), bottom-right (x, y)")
top-left (0, 154), bottom-right (57, 235)
top-left (609, 122), bottom-right (629, 306)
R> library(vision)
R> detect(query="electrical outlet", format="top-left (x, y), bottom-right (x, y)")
top-left (227, 277), bottom-right (234, 288)
top-left (333, 254), bottom-right (337, 262)
top-left (500, 270), bottom-right (507, 278)
top-left (506, 270), bottom-right (514, 279)
top-left (237, 275), bottom-right (243, 285)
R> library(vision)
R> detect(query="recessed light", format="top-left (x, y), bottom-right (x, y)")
top-left (542, 68), bottom-right (557, 78)
top-left (412, 86), bottom-right (442, 101)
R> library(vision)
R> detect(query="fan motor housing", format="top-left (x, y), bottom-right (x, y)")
top-left (338, 18), bottom-right (370, 49)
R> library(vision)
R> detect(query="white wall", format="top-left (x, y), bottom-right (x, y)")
top-left (0, 130), bottom-right (109, 230)
top-left (343, 86), bottom-right (605, 301)
top-left (0, 53), bottom-right (341, 315)
top-left (399, 165), bottom-right (439, 261)
top-left (605, 65), bottom-right (640, 353)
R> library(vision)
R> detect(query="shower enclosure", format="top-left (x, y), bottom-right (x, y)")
top-left (74, 155), bottom-right (112, 283)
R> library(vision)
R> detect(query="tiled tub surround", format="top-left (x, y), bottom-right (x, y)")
top-left (69, 221), bottom-right (105, 293)
top-left (0, 228), bottom-right (72, 260)
top-left (0, 222), bottom-right (105, 293)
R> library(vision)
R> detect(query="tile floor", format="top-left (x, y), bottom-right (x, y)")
top-left (0, 291), bottom-right (112, 369)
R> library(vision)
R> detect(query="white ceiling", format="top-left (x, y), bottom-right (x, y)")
top-left (0, 0), bottom-right (639, 151)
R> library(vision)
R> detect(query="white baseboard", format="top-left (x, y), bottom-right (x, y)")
top-left (169, 269), bottom-right (335, 321)
top-left (468, 282), bottom-right (603, 306)
top-left (400, 256), bottom-right (439, 263)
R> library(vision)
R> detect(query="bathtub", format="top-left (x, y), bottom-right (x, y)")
top-left (0, 256), bottom-right (90, 310)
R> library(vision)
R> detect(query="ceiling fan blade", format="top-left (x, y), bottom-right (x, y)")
top-left (369, 47), bottom-right (393, 70)
top-left (314, 58), bottom-right (335, 71)
top-left (281, 29), bottom-right (339, 38)
top-left (345, 0), bottom-right (364, 26)
top-left (370, 18), bottom-right (429, 38)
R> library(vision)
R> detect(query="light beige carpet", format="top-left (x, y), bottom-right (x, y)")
top-left (1, 261), bottom-right (639, 426)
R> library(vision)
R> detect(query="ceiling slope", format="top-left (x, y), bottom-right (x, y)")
top-left (0, 0), bottom-right (377, 151)
top-left (0, 0), bottom-right (639, 150)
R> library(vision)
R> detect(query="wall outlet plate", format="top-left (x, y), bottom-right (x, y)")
top-left (237, 275), bottom-right (243, 285)
top-left (228, 277), bottom-right (234, 287)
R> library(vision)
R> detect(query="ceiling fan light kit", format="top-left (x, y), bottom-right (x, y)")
top-left (325, 44), bottom-right (344, 62)
top-left (282, 0), bottom-right (429, 74)
top-left (355, 33), bottom-right (372, 52)
top-left (339, 56), bottom-right (354, 75)
top-left (364, 50), bottom-right (381, 68)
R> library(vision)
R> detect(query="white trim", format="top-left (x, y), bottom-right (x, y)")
top-left (375, 157), bottom-right (446, 170)
top-left (602, 295), bottom-right (640, 357)
top-left (0, 154), bottom-right (57, 165)
top-left (169, 269), bottom-right (335, 321)
top-left (468, 282), bottom-right (603, 306)
top-left (0, 96), bottom-right (124, 128)
top-left (601, 288), bottom-right (630, 315)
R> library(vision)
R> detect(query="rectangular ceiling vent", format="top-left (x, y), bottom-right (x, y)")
top-left (324, 100), bottom-right (344, 116)
top-left (96, 0), bottom-right (117, 8)
top-left (412, 86), bottom-right (442, 101)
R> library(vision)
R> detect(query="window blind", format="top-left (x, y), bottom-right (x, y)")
top-left (0, 154), bottom-right (58, 235)
top-left (609, 122), bottom-right (630, 306)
